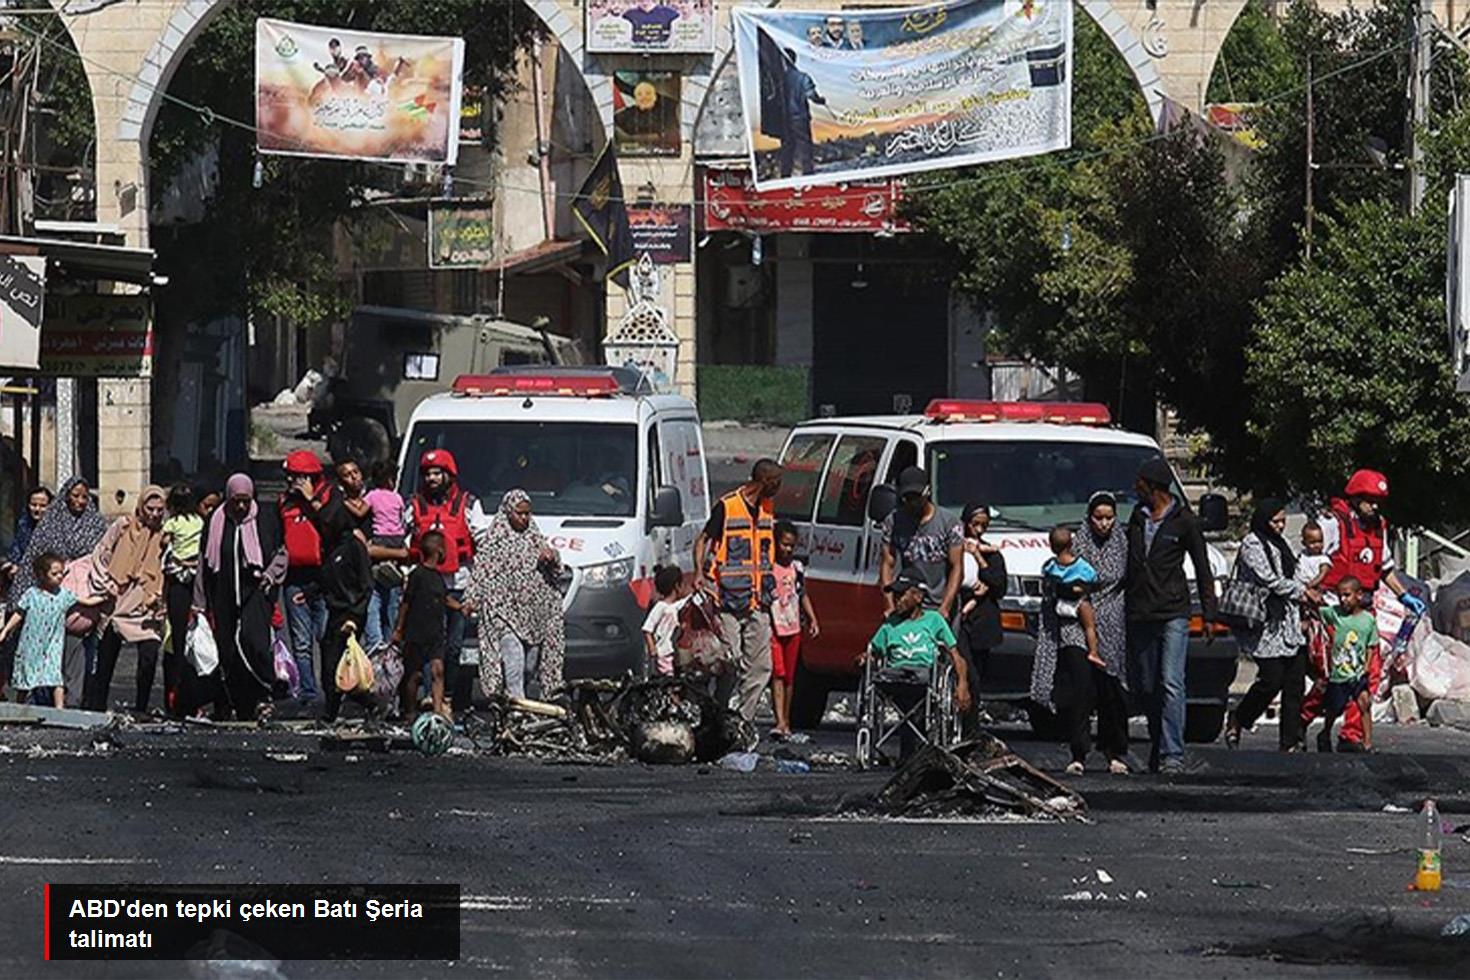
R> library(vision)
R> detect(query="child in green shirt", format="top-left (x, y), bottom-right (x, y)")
top-left (864, 570), bottom-right (971, 760)
top-left (1317, 576), bottom-right (1379, 753)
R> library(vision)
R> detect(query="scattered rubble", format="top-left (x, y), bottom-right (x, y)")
top-left (0, 702), bottom-right (114, 730)
top-left (842, 736), bottom-right (1086, 821)
top-left (466, 675), bottom-right (748, 765)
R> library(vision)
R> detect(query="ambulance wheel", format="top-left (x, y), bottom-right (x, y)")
top-left (789, 659), bottom-right (830, 731)
top-left (1185, 704), bottom-right (1226, 743)
top-left (328, 416), bottom-right (391, 470)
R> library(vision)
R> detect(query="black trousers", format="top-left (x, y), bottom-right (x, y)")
top-left (85, 627), bottom-right (162, 712)
top-left (1233, 649), bottom-right (1307, 749)
top-left (1054, 646), bottom-right (1130, 764)
top-left (164, 577), bottom-right (194, 716)
top-left (320, 612), bottom-right (370, 722)
top-left (955, 616), bottom-right (990, 738)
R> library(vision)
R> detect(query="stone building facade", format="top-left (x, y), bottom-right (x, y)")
top-left (52, 0), bottom-right (1434, 500)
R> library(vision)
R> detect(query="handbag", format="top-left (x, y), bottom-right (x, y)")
top-left (1217, 543), bottom-right (1279, 630)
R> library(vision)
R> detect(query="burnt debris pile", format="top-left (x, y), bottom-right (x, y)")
top-left (857, 736), bottom-right (1087, 821)
top-left (473, 675), bottom-right (747, 765)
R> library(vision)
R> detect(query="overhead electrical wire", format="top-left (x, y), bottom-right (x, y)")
top-left (7, 14), bottom-right (1422, 210)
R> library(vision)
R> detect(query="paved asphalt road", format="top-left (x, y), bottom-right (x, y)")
top-left (4, 714), bottom-right (1470, 979)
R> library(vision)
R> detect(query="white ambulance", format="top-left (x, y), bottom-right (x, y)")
top-left (775, 399), bottom-right (1237, 740)
top-left (397, 366), bottom-right (709, 679)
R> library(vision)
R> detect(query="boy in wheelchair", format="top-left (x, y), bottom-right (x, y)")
top-left (858, 570), bottom-right (972, 763)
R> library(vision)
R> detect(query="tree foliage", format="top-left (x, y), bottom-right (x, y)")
top-left (150, 0), bottom-right (540, 330)
top-left (913, 0), bottom-right (1470, 524)
top-left (907, 11), bottom-right (1266, 478)
top-left (1246, 201), bottom-right (1468, 525)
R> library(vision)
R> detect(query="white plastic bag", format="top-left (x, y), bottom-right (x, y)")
top-left (1408, 630), bottom-right (1470, 702)
top-left (185, 617), bottom-right (220, 676)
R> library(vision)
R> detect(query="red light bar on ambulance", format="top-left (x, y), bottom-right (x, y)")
top-left (924, 400), bottom-right (1112, 425)
top-left (452, 372), bottom-right (622, 397)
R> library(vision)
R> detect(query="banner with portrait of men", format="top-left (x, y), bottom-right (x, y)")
top-left (731, 0), bottom-right (1072, 190)
top-left (255, 18), bottom-right (466, 164)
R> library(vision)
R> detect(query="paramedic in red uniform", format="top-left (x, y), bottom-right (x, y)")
top-left (405, 449), bottom-right (491, 714)
top-left (280, 450), bottom-right (334, 706)
top-left (1302, 469), bottom-right (1427, 751)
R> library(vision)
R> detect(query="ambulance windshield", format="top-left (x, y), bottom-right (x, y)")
top-left (401, 421), bottom-right (639, 517)
top-left (929, 441), bottom-right (1184, 528)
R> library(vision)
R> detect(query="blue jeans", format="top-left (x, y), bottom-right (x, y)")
top-left (364, 581), bottom-right (401, 652)
top-left (283, 581), bottom-right (327, 702)
top-left (1127, 617), bottom-right (1189, 763)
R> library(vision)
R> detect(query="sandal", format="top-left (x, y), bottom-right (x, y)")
top-left (1224, 725), bottom-right (1241, 750)
top-left (1107, 758), bottom-right (1130, 775)
top-left (1065, 761), bottom-right (1084, 776)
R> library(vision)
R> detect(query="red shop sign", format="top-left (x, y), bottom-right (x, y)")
top-left (701, 168), bottom-right (907, 234)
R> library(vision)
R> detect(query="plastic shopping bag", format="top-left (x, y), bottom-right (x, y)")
top-left (335, 633), bottom-right (375, 694)
top-left (185, 617), bottom-right (220, 676)
top-left (368, 643), bottom-right (404, 703)
top-left (272, 635), bottom-right (300, 697)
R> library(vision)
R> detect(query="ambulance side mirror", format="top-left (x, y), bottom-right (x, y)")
top-left (1198, 492), bottom-right (1229, 533)
top-left (868, 484), bottom-right (898, 525)
top-left (649, 485), bottom-right (684, 528)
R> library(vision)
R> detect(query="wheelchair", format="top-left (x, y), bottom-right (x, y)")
top-left (854, 650), bottom-right (960, 768)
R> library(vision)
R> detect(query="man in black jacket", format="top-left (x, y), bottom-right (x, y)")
top-left (1126, 457), bottom-right (1217, 774)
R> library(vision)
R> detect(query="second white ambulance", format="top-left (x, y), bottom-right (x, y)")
top-left (774, 399), bottom-right (1237, 740)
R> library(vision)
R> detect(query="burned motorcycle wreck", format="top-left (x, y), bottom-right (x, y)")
top-left (469, 675), bottom-right (748, 765)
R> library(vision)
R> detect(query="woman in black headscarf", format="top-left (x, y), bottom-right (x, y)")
top-left (954, 502), bottom-right (1006, 736)
top-left (1225, 498), bottom-right (1319, 751)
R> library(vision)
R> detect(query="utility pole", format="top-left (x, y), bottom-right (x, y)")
top-left (1408, 0), bottom-right (1432, 215)
top-left (1305, 54), bottom-right (1314, 260)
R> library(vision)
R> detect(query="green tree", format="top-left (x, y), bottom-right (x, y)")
top-left (1206, 0), bottom-right (1295, 105)
top-left (150, 0), bottom-right (540, 331)
top-left (908, 12), bottom-right (1269, 481)
top-left (1246, 200), bottom-right (1469, 525)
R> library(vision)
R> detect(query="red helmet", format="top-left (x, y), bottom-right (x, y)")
top-left (419, 449), bottom-right (458, 477)
top-left (283, 449), bottom-right (324, 476)
top-left (1344, 469), bottom-right (1389, 500)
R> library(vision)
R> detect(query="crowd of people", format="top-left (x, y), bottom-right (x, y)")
top-left (875, 462), bottom-right (1425, 773)
top-left (0, 448), bottom-right (1428, 773)
top-left (0, 448), bottom-right (571, 729)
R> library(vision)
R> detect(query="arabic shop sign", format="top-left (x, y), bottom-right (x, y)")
top-left (701, 168), bottom-right (907, 233)
top-left (428, 202), bottom-right (496, 269)
top-left (40, 293), bottom-right (153, 377)
top-left (0, 254), bottom-right (45, 369)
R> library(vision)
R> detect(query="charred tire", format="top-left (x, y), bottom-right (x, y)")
top-left (327, 416), bottom-right (392, 470)
top-left (1026, 704), bottom-right (1064, 741)
top-left (789, 657), bottom-right (831, 731)
top-left (1184, 704), bottom-right (1227, 743)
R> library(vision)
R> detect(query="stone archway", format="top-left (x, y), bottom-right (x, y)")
top-left (1077, 0), bottom-right (1168, 123)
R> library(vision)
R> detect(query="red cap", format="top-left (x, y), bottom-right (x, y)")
top-left (283, 450), bottom-right (324, 476)
top-left (1344, 469), bottom-right (1389, 499)
top-left (419, 449), bottom-right (458, 477)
